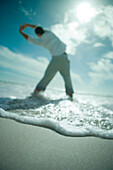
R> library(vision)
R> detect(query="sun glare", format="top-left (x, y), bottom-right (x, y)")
top-left (76, 2), bottom-right (96, 23)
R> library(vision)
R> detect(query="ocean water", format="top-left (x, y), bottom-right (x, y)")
top-left (0, 81), bottom-right (113, 139)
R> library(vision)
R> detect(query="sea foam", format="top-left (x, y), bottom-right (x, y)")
top-left (0, 81), bottom-right (113, 139)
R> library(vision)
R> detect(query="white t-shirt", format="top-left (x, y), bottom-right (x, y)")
top-left (28, 30), bottom-right (66, 56)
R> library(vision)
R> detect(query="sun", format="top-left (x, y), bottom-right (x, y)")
top-left (76, 2), bottom-right (96, 23)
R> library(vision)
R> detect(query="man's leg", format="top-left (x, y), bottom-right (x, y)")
top-left (35, 60), bottom-right (57, 92)
top-left (60, 56), bottom-right (74, 97)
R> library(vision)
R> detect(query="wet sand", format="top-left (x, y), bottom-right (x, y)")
top-left (0, 118), bottom-right (113, 170)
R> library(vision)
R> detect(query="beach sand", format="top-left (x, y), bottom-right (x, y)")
top-left (0, 118), bottom-right (113, 170)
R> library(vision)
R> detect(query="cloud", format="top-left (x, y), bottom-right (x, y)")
top-left (93, 42), bottom-right (105, 48)
top-left (51, 22), bottom-right (88, 55)
top-left (20, 7), bottom-right (36, 19)
top-left (18, 1), bottom-right (36, 19)
top-left (89, 51), bottom-right (113, 85)
top-left (104, 51), bottom-right (113, 59)
top-left (93, 5), bottom-right (113, 46)
top-left (21, 7), bottom-right (30, 16)
top-left (0, 46), bottom-right (49, 80)
top-left (50, 4), bottom-right (113, 56)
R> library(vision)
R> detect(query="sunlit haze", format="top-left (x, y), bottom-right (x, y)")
top-left (76, 2), bottom-right (97, 23)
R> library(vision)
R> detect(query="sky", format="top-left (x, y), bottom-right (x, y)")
top-left (0, 0), bottom-right (113, 95)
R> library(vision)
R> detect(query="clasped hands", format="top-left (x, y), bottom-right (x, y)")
top-left (19, 23), bottom-right (28, 32)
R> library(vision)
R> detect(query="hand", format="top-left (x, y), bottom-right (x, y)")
top-left (19, 25), bottom-right (24, 33)
top-left (23, 23), bottom-right (29, 29)
top-left (19, 24), bottom-right (27, 33)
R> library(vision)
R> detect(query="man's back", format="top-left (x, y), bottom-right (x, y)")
top-left (28, 30), bottom-right (66, 56)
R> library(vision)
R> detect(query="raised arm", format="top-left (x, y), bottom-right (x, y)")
top-left (24, 23), bottom-right (36, 29)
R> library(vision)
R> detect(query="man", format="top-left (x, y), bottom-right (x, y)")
top-left (19, 23), bottom-right (74, 99)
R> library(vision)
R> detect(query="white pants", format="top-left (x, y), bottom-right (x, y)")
top-left (35, 53), bottom-right (74, 95)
